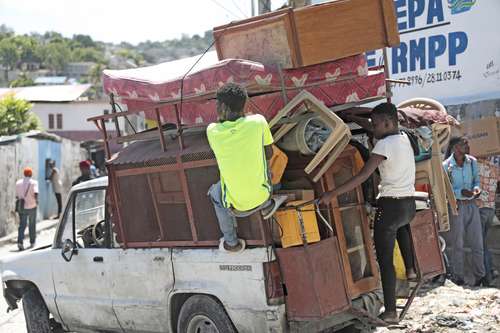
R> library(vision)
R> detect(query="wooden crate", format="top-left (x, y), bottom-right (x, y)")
top-left (213, 0), bottom-right (399, 68)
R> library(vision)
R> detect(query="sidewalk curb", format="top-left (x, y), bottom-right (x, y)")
top-left (0, 220), bottom-right (59, 247)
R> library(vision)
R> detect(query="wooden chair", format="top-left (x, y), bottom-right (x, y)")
top-left (269, 91), bottom-right (352, 182)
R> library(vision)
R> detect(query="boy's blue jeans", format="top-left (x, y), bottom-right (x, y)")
top-left (208, 182), bottom-right (238, 247)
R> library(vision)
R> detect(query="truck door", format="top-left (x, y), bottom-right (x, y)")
top-left (52, 187), bottom-right (122, 332)
top-left (109, 248), bottom-right (173, 333)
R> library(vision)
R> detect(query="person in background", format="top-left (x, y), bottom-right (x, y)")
top-left (88, 159), bottom-right (99, 178)
top-left (320, 102), bottom-right (416, 324)
top-left (72, 160), bottom-right (94, 186)
top-left (442, 137), bottom-right (485, 286)
top-left (477, 156), bottom-right (500, 286)
top-left (15, 167), bottom-right (39, 251)
top-left (47, 160), bottom-right (63, 219)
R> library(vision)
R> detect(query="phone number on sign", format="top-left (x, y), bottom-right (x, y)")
top-left (396, 70), bottom-right (463, 87)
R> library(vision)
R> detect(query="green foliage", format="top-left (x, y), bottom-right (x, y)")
top-left (0, 38), bottom-right (20, 69)
top-left (0, 25), bottom-right (216, 86)
top-left (39, 41), bottom-right (71, 72)
top-left (71, 47), bottom-right (105, 63)
top-left (0, 94), bottom-right (41, 135)
top-left (9, 72), bottom-right (35, 87)
top-left (115, 48), bottom-right (144, 66)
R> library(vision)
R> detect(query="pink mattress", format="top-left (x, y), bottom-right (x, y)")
top-left (102, 51), bottom-right (386, 125)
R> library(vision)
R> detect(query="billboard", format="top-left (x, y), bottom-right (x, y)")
top-left (365, 0), bottom-right (500, 105)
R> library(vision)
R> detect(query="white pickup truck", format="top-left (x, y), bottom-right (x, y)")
top-left (5, 176), bottom-right (380, 333)
top-left (1, 175), bottom-right (390, 333)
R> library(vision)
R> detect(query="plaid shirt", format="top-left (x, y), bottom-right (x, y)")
top-left (477, 159), bottom-right (500, 209)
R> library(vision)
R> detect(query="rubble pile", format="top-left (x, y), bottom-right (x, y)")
top-left (376, 280), bottom-right (500, 332)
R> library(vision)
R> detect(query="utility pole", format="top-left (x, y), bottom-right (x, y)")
top-left (289, 0), bottom-right (311, 8)
top-left (258, 0), bottom-right (271, 14)
top-left (251, 0), bottom-right (255, 16)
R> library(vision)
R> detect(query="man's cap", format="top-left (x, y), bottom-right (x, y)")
top-left (79, 160), bottom-right (91, 169)
top-left (23, 167), bottom-right (33, 177)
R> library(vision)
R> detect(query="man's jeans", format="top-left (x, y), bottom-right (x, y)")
top-left (479, 207), bottom-right (495, 281)
top-left (18, 207), bottom-right (37, 245)
top-left (208, 182), bottom-right (238, 247)
top-left (443, 201), bottom-right (485, 282)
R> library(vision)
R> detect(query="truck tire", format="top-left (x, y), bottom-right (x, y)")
top-left (22, 288), bottom-right (51, 333)
top-left (177, 295), bottom-right (236, 333)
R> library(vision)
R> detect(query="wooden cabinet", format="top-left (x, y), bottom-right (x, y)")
top-left (213, 0), bottom-right (399, 68)
top-left (322, 147), bottom-right (380, 298)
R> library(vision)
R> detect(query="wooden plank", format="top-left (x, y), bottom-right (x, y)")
top-left (147, 174), bottom-right (166, 240)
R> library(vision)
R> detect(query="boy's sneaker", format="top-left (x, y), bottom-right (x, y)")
top-left (17, 243), bottom-right (24, 251)
top-left (219, 238), bottom-right (246, 253)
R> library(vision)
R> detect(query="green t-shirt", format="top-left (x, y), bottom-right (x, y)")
top-left (207, 114), bottom-right (274, 211)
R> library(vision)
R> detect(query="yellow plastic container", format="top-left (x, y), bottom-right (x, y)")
top-left (269, 145), bottom-right (288, 185)
top-left (275, 200), bottom-right (320, 248)
top-left (393, 241), bottom-right (407, 280)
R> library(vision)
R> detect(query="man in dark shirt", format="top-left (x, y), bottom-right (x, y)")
top-left (72, 160), bottom-right (94, 186)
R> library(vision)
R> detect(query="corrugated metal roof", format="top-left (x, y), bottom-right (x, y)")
top-left (0, 84), bottom-right (91, 102)
top-left (0, 130), bottom-right (62, 145)
top-left (109, 131), bottom-right (213, 166)
top-left (34, 76), bottom-right (68, 85)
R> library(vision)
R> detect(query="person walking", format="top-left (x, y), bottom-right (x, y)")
top-left (47, 160), bottom-right (63, 219)
top-left (320, 103), bottom-right (417, 324)
top-left (442, 137), bottom-right (485, 286)
top-left (477, 157), bottom-right (499, 286)
top-left (15, 167), bottom-right (39, 251)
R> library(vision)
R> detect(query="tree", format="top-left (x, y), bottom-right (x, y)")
top-left (39, 41), bottom-right (71, 73)
top-left (0, 24), bottom-right (14, 39)
top-left (13, 35), bottom-right (42, 68)
top-left (72, 34), bottom-right (96, 48)
top-left (115, 49), bottom-right (144, 67)
top-left (71, 47), bottom-right (105, 63)
top-left (0, 94), bottom-right (41, 136)
top-left (9, 72), bottom-right (35, 87)
top-left (88, 62), bottom-right (107, 98)
top-left (0, 37), bottom-right (20, 83)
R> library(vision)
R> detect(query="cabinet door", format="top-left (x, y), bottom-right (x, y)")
top-left (323, 151), bottom-right (380, 298)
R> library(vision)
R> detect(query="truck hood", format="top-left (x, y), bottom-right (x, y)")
top-left (1, 248), bottom-right (55, 282)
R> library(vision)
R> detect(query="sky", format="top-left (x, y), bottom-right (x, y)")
top-left (0, 0), bottom-right (290, 44)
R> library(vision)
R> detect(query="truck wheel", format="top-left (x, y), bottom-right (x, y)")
top-left (22, 288), bottom-right (51, 333)
top-left (177, 295), bottom-right (236, 333)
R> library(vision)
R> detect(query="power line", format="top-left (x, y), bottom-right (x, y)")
top-left (231, 0), bottom-right (249, 18)
top-left (209, 0), bottom-right (245, 19)
top-left (258, 0), bottom-right (272, 13)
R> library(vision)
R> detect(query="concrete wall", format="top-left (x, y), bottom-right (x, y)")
top-left (31, 101), bottom-right (124, 131)
top-left (0, 136), bottom-right (86, 237)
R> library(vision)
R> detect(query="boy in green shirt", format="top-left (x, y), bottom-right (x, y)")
top-left (207, 83), bottom-right (284, 252)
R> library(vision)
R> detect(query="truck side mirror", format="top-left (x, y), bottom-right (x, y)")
top-left (61, 239), bottom-right (78, 262)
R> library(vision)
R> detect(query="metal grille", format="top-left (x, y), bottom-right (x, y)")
top-left (114, 157), bottom-right (177, 170)
top-left (116, 174), bottom-right (162, 242)
top-left (181, 150), bottom-right (215, 162)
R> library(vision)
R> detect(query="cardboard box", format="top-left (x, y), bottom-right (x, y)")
top-left (461, 117), bottom-right (500, 157)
